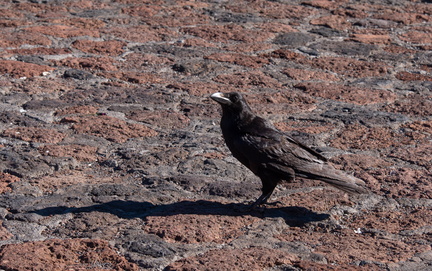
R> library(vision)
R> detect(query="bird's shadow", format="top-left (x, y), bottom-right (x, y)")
top-left (31, 199), bottom-right (329, 227)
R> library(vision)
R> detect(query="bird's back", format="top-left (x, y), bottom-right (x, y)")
top-left (221, 115), bottom-right (367, 194)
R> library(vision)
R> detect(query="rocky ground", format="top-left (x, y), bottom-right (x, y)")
top-left (0, 0), bottom-right (431, 270)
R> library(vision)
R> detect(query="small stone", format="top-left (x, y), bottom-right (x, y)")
top-left (0, 60), bottom-right (54, 78)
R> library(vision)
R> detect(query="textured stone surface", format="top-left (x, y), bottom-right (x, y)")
top-left (0, 0), bottom-right (431, 270)
top-left (0, 239), bottom-right (139, 271)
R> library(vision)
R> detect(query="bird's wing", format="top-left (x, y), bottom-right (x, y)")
top-left (235, 118), bottom-right (326, 166)
top-left (284, 135), bottom-right (328, 162)
top-left (238, 132), bottom-right (325, 165)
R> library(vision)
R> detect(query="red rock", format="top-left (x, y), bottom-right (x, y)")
top-left (384, 93), bottom-right (432, 117)
top-left (349, 34), bottom-right (392, 44)
top-left (278, 227), bottom-right (431, 264)
top-left (396, 71), bottom-right (432, 82)
top-left (389, 144), bottom-right (432, 170)
top-left (66, 115), bottom-right (157, 143)
top-left (120, 53), bottom-right (173, 69)
top-left (144, 213), bottom-right (260, 244)
top-left (295, 260), bottom-right (380, 271)
top-left (7, 47), bottom-right (71, 56)
top-left (277, 189), bottom-right (354, 212)
top-left (245, 90), bottom-right (317, 114)
top-left (302, 0), bottom-right (343, 10)
top-left (275, 120), bottom-right (335, 134)
top-left (257, 22), bottom-right (297, 33)
top-left (103, 25), bottom-right (178, 42)
top-left (180, 101), bottom-right (226, 118)
top-left (55, 105), bottom-right (99, 116)
top-left (26, 25), bottom-right (100, 38)
top-left (0, 60), bottom-right (54, 78)
top-left (330, 124), bottom-right (409, 150)
top-left (223, 42), bottom-right (273, 53)
top-left (282, 67), bottom-right (340, 81)
top-left (294, 82), bottom-right (396, 105)
top-left (181, 24), bottom-right (274, 43)
top-left (12, 77), bottom-right (74, 94)
top-left (399, 31), bottom-right (432, 44)
top-left (39, 144), bottom-right (98, 162)
top-left (0, 172), bottom-right (20, 194)
top-left (54, 57), bottom-right (118, 71)
top-left (331, 154), bottom-right (392, 172)
top-left (383, 44), bottom-right (417, 54)
top-left (166, 247), bottom-right (297, 270)
top-left (62, 0), bottom-right (110, 9)
top-left (333, 4), bottom-right (369, 19)
top-left (3, 127), bottom-right (65, 144)
top-left (310, 57), bottom-right (388, 78)
top-left (205, 53), bottom-right (270, 68)
top-left (0, 19), bottom-right (27, 28)
top-left (56, 17), bottom-right (106, 30)
top-left (349, 208), bottom-right (432, 234)
top-left (0, 8), bottom-right (24, 20)
top-left (143, 5), bottom-right (210, 27)
top-left (0, 225), bottom-right (12, 241)
top-left (213, 71), bottom-right (282, 89)
top-left (30, 171), bottom-right (124, 193)
top-left (179, 38), bottom-right (216, 48)
top-left (72, 40), bottom-right (127, 56)
top-left (403, 120), bottom-right (432, 134)
top-left (105, 71), bottom-right (162, 84)
top-left (265, 48), bottom-right (308, 62)
top-left (167, 82), bottom-right (243, 96)
top-left (121, 5), bottom-right (161, 17)
top-left (126, 110), bottom-right (190, 129)
top-left (227, 1), bottom-right (316, 20)
top-left (14, 2), bottom-right (67, 16)
top-left (0, 239), bottom-right (139, 271)
top-left (367, 168), bottom-right (432, 198)
top-left (374, 10), bottom-right (431, 25)
top-left (310, 15), bottom-right (351, 30)
top-left (0, 30), bottom-right (52, 47)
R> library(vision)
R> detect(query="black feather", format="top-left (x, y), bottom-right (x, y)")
top-left (211, 92), bottom-right (369, 208)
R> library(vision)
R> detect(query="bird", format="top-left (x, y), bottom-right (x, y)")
top-left (210, 91), bottom-right (368, 208)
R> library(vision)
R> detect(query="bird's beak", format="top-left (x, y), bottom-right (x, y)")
top-left (210, 92), bottom-right (231, 105)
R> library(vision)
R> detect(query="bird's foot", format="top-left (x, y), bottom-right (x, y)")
top-left (247, 203), bottom-right (265, 214)
top-left (263, 200), bottom-right (283, 207)
top-left (247, 199), bottom-right (267, 213)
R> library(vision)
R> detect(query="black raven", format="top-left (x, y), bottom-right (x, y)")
top-left (210, 92), bottom-right (368, 208)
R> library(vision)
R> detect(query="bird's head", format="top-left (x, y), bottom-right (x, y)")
top-left (210, 92), bottom-right (253, 116)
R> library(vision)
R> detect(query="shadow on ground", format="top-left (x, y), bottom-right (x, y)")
top-left (31, 199), bottom-right (329, 227)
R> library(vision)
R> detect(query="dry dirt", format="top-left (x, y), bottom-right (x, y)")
top-left (0, 0), bottom-right (431, 270)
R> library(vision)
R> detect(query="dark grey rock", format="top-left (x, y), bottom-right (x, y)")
top-left (0, 149), bottom-right (53, 179)
top-left (172, 59), bottom-right (226, 75)
top-left (15, 56), bottom-right (48, 66)
top-left (23, 99), bottom-right (65, 111)
top-left (309, 41), bottom-right (378, 56)
top-left (0, 110), bottom-right (42, 126)
top-left (203, 180), bottom-right (260, 199)
top-left (63, 69), bottom-right (94, 80)
top-left (122, 234), bottom-right (177, 258)
top-left (272, 33), bottom-right (316, 48)
top-left (321, 103), bottom-right (409, 126)
top-left (207, 10), bottom-right (264, 23)
top-left (132, 44), bottom-right (209, 58)
top-left (310, 27), bottom-right (346, 38)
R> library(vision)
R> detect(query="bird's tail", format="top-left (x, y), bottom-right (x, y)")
top-left (298, 164), bottom-right (369, 194)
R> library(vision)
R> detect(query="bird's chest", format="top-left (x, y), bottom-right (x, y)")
top-left (220, 124), bottom-right (251, 166)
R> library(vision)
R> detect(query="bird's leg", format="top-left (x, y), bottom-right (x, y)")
top-left (250, 193), bottom-right (270, 209)
top-left (249, 181), bottom-right (277, 209)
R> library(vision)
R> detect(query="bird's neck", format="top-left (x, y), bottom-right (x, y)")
top-left (221, 109), bottom-right (256, 130)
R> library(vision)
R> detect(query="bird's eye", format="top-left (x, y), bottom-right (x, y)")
top-left (231, 94), bottom-right (239, 103)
